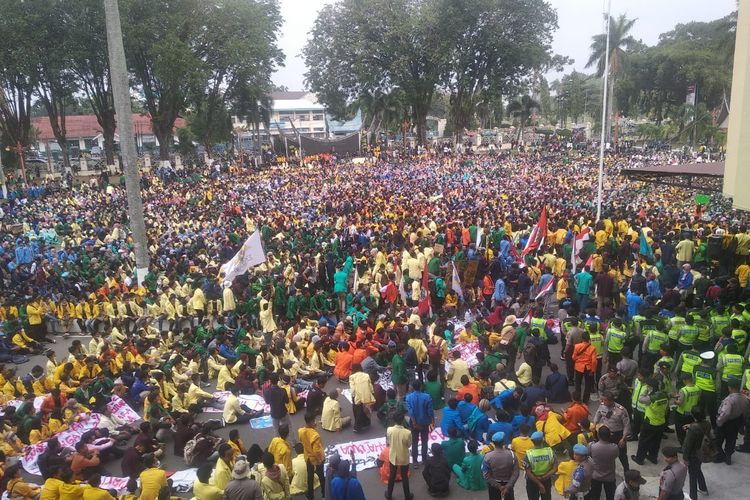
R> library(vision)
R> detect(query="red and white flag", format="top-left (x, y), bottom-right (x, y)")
top-left (510, 242), bottom-right (524, 265)
top-left (571, 227), bottom-right (591, 274)
top-left (417, 263), bottom-right (432, 316)
top-left (522, 207), bottom-right (548, 256)
top-left (534, 277), bottom-right (556, 300)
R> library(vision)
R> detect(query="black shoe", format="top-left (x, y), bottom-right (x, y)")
top-left (713, 456), bottom-right (726, 464)
top-left (631, 455), bottom-right (645, 466)
top-left (736, 445), bottom-right (750, 453)
top-left (725, 455), bottom-right (732, 465)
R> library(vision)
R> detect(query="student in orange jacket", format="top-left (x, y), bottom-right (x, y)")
top-left (572, 332), bottom-right (597, 404)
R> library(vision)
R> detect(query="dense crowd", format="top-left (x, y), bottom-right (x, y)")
top-left (0, 146), bottom-right (749, 500)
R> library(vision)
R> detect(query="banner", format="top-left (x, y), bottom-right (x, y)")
top-left (203, 392), bottom-right (271, 413)
top-left (249, 415), bottom-right (274, 429)
top-left (324, 427), bottom-right (449, 471)
top-left (20, 396), bottom-right (138, 475)
top-left (571, 227), bottom-right (591, 275)
top-left (686, 84), bottom-right (697, 106)
top-left (522, 206), bottom-right (548, 256)
top-left (448, 340), bottom-right (482, 368)
top-left (451, 261), bottom-right (464, 300)
top-left (219, 231), bottom-right (266, 282)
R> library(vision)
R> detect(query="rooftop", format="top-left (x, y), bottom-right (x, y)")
top-left (32, 114), bottom-right (187, 142)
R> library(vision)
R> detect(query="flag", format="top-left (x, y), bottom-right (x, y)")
top-left (571, 228), bottom-right (591, 274)
top-left (509, 242), bottom-right (524, 265)
top-left (417, 263), bottom-right (432, 316)
top-left (451, 261), bottom-right (464, 300)
top-left (686, 84), bottom-right (697, 106)
top-left (476, 226), bottom-right (484, 248)
top-left (398, 270), bottom-right (408, 305)
top-left (639, 231), bottom-right (654, 260)
top-left (352, 266), bottom-right (359, 294)
top-left (534, 277), bottom-right (555, 301)
top-left (219, 231), bottom-right (266, 282)
top-left (522, 207), bottom-right (548, 256)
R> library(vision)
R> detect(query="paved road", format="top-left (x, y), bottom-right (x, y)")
top-left (17, 332), bottom-right (750, 499)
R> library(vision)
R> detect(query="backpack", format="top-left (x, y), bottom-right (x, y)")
top-left (183, 436), bottom-right (200, 466)
top-left (427, 338), bottom-right (443, 365)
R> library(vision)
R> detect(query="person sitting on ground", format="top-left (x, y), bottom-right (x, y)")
top-left (452, 439), bottom-right (487, 491)
top-left (422, 442), bottom-right (451, 497)
top-left (193, 463), bottom-right (223, 500)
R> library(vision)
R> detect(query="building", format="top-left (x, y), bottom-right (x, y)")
top-left (32, 114), bottom-right (186, 161)
top-left (232, 91), bottom-right (328, 148)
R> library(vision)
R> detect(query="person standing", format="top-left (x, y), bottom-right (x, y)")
top-left (565, 444), bottom-right (593, 500)
top-left (681, 407), bottom-right (709, 499)
top-left (299, 412), bottom-right (325, 500)
top-left (657, 447), bottom-right (687, 500)
top-left (523, 431), bottom-right (557, 500)
top-left (592, 392), bottom-right (631, 472)
top-left (572, 332), bottom-right (597, 404)
top-left (672, 373), bottom-right (701, 445)
top-left (405, 380), bottom-right (434, 467)
top-left (386, 410), bottom-right (413, 500)
top-left (714, 378), bottom-right (750, 465)
top-left (574, 267), bottom-right (593, 313)
top-left (589, 426), bottom-right (619, 500)
top-left (482, 432), bottom-right (519, 500)
top-left (613, 470), bottom-right (647, 500)
top-left (693, 351), bottom-right (718, 427)
top-left (632, 379), bottom-right (668, 466)
top-left (264, 373), bottom-right (291, 432)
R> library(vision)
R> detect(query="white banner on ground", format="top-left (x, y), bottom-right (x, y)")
top-left (448, 340), bottom-right (482, 367)
top-left (20, 396), bottom-right (139, 475)
top-left (203, 391), bottom-right (272, 413)
top-left (324, 427), bottom-right (448, 471)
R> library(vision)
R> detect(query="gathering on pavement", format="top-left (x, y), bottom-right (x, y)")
top-left (0, 144), bottom-right (749, 500)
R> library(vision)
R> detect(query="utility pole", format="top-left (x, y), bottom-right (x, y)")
top-left (104, 0), bottom-right (150, 285)
top-left (596, 0), bottom-right (612, 223)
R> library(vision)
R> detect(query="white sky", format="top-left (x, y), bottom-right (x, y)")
top-left (272, 0), bottom-right (737, 90)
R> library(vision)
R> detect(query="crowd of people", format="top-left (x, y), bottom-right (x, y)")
top-left (0, 145), bottom-right (749, 500)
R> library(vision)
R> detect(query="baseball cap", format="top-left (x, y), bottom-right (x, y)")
top-left (530, 431), bottom-right (544, 442)
top-left (624, 470), bottom-right (647, 485)
top-left (491, 432), bottom-right (505, 444)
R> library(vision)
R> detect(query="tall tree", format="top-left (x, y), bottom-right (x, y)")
top-left (63, 0), bottom-right (117, 165)
top-left (438, 0), bottom-right (558, 142)
top-left (32, 0), bottom-right (78, 172)
top-left (122, 0), bottom-right (206, 161)
top-left (0, 0), bottom-right (36, 182)
top-left (304, 0), bottom-right (448, 144)
top-left (586, 14), bottom-right (639, 141)
top-left (507, 95), bottom-right (540, 143)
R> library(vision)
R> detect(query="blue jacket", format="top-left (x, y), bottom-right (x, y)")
top-left (457, 400), bottom-right (477, 424)
top-left (486, 421), bottom-right (514, 445)
top-left (440, 406), bottom-right (465, 437)
top-left (493, 279), bottom-right (506, 302)
top-left (330, 476), bottom-right (366, 500)
top-left (489, 389), bottom-right (514, 409)
top-left (511, 414), bottom-right (536, 435)
top-left (405, 390), bottom-right (434, 426)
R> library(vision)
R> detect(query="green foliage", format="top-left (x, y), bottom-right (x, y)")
top-left (507, 95), bottom-right (539, 142)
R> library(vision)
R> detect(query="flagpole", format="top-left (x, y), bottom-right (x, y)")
top-left (596, 0), bottom-right (612, 223)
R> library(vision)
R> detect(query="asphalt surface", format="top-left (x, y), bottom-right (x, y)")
top-left (17, 329), bottom-right (750, 500)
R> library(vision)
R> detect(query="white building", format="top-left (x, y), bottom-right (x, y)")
top-left (232, 91), bottom-right (328, 146)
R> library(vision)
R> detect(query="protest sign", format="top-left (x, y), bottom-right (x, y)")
top-left (324, 427), bottom-right (449, 472)
top-left (449, 340), bottom-right (482, 367)
top-left (249, 415), bottom-right (273, 429)
top-left (100, 476), bottom-right (131, 492)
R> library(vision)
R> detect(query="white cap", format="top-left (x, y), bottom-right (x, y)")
top-left (699, 351), bottom-right (715, 361)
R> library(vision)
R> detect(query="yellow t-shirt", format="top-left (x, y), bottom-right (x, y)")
top-left (510, 436), bottom-right (535, 468)
top-left (554, 459), bottom-right (577, 495)
top-left (736, 264), bottom-right (750, 288)
top-left (138, 468), bottom-right (167, 500)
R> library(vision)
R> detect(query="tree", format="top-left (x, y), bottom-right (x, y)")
top-left (63, 0), bottom-right (118, 165)
top-left (32, 1), bottom-right (79, 172)
top-left (437, 0), bottom-right (558, 141)
top-left (507, 95), bottom-right (539, 143)
top-left (586, 14), bottom-right (639, 142)
top-left (0, 0), bottom-right (36, 182)
top-left (304, 0), bottom-right (448, 144)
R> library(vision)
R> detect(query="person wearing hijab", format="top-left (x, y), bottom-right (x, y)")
top-left (422, 442), bottom-right (451, 497)
top-left (330, 459), bottom-right (366, 500)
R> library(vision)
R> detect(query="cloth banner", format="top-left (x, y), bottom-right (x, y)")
top-left (249, 415), bottom-right (274, 429)
top-left (204, 391), bottom-right (271, 413)
top-left (169, 468), bottom-right (198, 493)
top-left (100, 477), bottom-right (131, 492)
top-left (448, 340), bottom-right (482, 368)
top-left (20, 397), bottom-right (138, 475)
top-left (324, 427), bottom-right (448, 472)
top-left (219, 231), bottom-right (266, 282)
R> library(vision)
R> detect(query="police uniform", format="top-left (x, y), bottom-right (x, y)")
top-left (523, 442), bottom-right (556, 500)
top-left (592, 401), bottom-right (631, 471)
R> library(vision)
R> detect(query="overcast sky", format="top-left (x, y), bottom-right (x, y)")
top-left (272, 0), bottom-right (736, 90)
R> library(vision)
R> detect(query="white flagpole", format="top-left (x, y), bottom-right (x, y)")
top-left (596, 0), bottom-right (612, 223)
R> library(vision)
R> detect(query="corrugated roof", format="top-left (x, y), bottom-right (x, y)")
top-left (32, 114), bottom-right (187, 142)
top-left (270, 91), bottom-right (308, 100)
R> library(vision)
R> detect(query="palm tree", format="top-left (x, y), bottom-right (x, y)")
top-left (507, 95), bottom-right (539, 144)
top-left (586, 14), bottom-right (638, 142)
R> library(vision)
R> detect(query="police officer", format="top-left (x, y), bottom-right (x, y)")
top-left (628, 368), bottom-right (650, 441)
top-left (717, 344), bottom-right (744, 397)
top-left (523, 431), bottom-right (558, 500)
top-left (658, 447), bottom-right (687, 500)
top-left (631, 378), bottom-right (668, 465)
top-left (641, 324), bottom-right (669, 373)
top-left (693, 351), bottom-right (719, 427)
top-left (673, 373), bottom-right (701, 445)
top-left (604, 318), bottom-right (627, 370)
top-left (592, 391), bottom-right (631, 472)
top-left (672, 340), bottom-right (702, 389)
top-left (483, 431), bottom-right (520, 500)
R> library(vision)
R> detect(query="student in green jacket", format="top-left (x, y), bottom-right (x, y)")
top-left (452, 439), bottom-right (487, 491)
